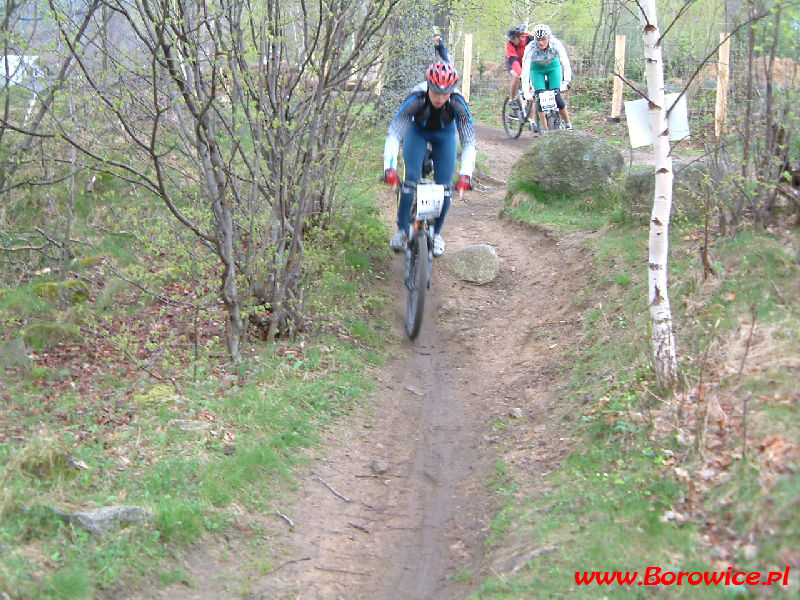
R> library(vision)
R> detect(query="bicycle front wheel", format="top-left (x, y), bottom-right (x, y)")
top-left (502, 97), bottom-right (524, 139)
top-left (405, 231), bottom-right (428, 339)
top-left (546, 111), bottom-right (564, 131)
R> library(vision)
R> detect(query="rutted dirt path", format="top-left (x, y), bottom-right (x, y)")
top-left (251, 125), bottom-right (596, 599)
top-left (126, 125), bottom-right (596, 599)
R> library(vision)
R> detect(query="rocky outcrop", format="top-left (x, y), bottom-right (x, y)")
top-left (508, 131), bottom-right (625, 195)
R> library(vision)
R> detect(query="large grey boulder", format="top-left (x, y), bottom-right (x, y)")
top-left (441, 244), bottom-right (500, 284)
top-left (624, 160), bottom-right (719, 223)
top-left (508, 131), bottom-right (625, 195)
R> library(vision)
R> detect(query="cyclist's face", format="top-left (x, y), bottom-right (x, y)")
top-left (537, 36), bottom-right (550, 49)
top-left (428, 90), bottom-right (451, 108)
top-left (510, 35), bottom-right (522, 46)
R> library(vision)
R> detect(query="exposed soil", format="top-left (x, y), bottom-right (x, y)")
top-left (124, 125), bottom-right (599, 599)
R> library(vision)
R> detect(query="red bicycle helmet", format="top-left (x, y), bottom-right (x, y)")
top-left (425, 61), bottom-right (458, 94)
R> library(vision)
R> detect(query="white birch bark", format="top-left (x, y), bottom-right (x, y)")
top-left (640, 0), bottom-right (678, 388)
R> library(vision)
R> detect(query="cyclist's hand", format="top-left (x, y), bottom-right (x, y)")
top-left (561, 81), bottom-right (571, 91)
top-left (384, 168), bottom-right (399, 190)
top-left (456, 175), bottom-right (471, 199)
top-left (523, 89), bottom-right (534, 101)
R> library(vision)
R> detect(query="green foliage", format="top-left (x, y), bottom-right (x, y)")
top-left (0, 287), bottom-right (50, 319)
top-left (23, 320), bottom-right (83, 350)
top-left (504, 182), bottom-right (625, 231)
top-left (484, 178), bottom-right (800, 596)
top-left (32, 280), bottom-right (90, 305)
top-left (467, 91), bottom-right (504, 126)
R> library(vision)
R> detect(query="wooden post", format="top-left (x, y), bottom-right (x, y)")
top-left (462, 34), bottom-right (473, 103)
top-left (715, 32), bottom-right (731, 138)
top-left (610, 35), bottom-right (626, 121)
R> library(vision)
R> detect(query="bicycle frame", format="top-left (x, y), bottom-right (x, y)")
top-left (502, 90), bottom-right (537, 139)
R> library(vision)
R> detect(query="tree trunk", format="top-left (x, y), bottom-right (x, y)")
top-left (737, 0), bottom-right (756, 225)
top-left (378, 3), bottom-right (433, 112)
top-left (640, 0), bottom-right (678, 389)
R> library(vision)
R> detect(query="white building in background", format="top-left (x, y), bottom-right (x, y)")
top-left (2, 55), bottom-right (44, 90)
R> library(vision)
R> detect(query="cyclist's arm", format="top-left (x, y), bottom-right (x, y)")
top-left (452, 95), bottom-right (477, 178)
top-left (383, 94), bottom-right (421, 171)
top-left (411, 81), bottom-right (427, 93)
top-left (552, 37), bottom-right (572, 83)
top-left (435, 36), bottom-right (450, 62)
top-left (520, 44), bottom-right (534, 98)
top-left (505, 43), bottom-right (522, 76)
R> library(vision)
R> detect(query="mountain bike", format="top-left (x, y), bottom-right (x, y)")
top-left (536, 89), bottom-right (566, 131)
top-left (502, 90), bottom-right (538, 139)
top-left (392, 149), bottom-right (442, 339)
top-left (403, 179), bottom-right (444, 338)
top-left (502, 76), bottom-right (568, 138)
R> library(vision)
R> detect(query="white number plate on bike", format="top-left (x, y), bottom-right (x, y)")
top-left (539, 90), bottom-right (557, 111)
top-left (416, 184), bottom-right (445, 220)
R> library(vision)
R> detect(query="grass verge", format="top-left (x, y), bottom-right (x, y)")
top-left (0, 127), bottom-right (394, 599)
top-left (474, 175), bottom-right (800, 597)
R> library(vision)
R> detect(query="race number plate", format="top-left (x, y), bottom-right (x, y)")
top-left (416, 184), bottom-right (445, 220)
top-left (539, 90), bottom-right (557, 111)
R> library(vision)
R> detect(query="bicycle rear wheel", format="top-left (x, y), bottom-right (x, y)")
top-left (502, 97), bottom-right (524, 139)
top-left (405, 231), bottom-right (428, 339)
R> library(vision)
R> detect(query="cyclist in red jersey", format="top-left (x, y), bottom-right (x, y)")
top-left (505, 24), bottom-right (534, 112)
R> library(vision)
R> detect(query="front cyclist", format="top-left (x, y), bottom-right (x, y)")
top-left (383, 61), bottom-right (476, 257)
top-left (521, 23), bottom-right (574, 132)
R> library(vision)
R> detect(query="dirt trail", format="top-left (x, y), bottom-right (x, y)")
top-left (254, 124), bottom-right (595, 599)
top-left (126, 125), bottom-right (596, 600)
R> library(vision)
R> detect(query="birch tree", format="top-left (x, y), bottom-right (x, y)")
top-left (638, 0), bottom-right (678, 389)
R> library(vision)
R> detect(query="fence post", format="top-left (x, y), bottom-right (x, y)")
top-left (610, 35), bottom-right (626, 122)
top-left (462, 34), bottom-right (473, 103)
top-left (715, 32), bottom-right (731, 138)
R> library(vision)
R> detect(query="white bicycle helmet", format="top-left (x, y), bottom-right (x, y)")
top-left (531, 23), bottom-right (551, 40)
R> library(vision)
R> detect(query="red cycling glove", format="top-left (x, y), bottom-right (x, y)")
top-left (384, 168), bottom-right (400, 187)
top-left (456, 175), bottom-right (471, 193)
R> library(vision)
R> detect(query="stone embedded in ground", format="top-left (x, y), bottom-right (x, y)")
top-left (508, 407), bottom-right (523, 419)
top-left (371, 459), bottom-right (389, 475)
top-left (624, 160), bottom-right (721, 222)
top-left (441, 243), bottom-right (500, 285)
top-left (49, 505), bottom-right (154, 537)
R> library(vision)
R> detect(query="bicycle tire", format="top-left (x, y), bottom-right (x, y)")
top-left (546, 110), bottom-right (565, 131)
top-left (502, 97), bottom-right (524, 139)
top-left (405, 231), bottom-right (428, 339)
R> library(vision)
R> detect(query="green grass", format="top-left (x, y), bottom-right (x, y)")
top-left (0, 331), bottom-right (385, 599)
top-left (504, 184), bottom-right (624, 231)
top-left (0, 123), bottom-right (394, 598)
top-left (467, 91), bottom-right (505, 127)
top-left (490, 124), bottom-right (800, 597)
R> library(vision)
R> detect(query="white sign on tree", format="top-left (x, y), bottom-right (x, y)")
top-left (624, 93), bottom-right (690, 148)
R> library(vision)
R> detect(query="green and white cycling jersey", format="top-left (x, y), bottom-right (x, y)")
top-left (520, 35), bottom-right (572, 95)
